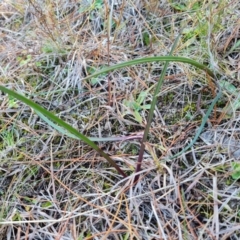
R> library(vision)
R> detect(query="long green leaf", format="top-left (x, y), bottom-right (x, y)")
top-left (83, 56), bottom-right (214, 80)
top-left (134, 33), bottom-right (183, 181)
top-left (35, 110), bottom-right (140, 142)
top-left (0, 86), bottom-right (127, 178)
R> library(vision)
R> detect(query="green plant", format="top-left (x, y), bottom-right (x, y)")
top-left (169, 1), bottom-right (202, 12)
top-left (123, 91), bottom-right (151, 123)
top-left (0, 128), bottom-right (15, 149)
top-left (0, 34), bottom-right (222, 181)
top-left (219, 79), bottom-right (240, 116)
top-left (7, 95), bottom-right (19, 108)
top-left (79, 0), bottom-right (104, 13)
top-left (231, 162), bottom-right (240, 180)
top-left (86, 66), bottom-right (108, 85)
top-left (17, 54), bottom-right (32, 66)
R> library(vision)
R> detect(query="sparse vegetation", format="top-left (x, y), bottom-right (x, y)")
top-left (0, 0), bottom-right (240, 239)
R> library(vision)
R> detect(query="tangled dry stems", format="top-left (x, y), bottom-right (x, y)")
top-left (0, 0), bottom-right (240, 239)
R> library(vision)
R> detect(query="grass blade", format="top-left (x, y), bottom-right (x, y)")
top-left (84, 56), bottom-right (214, 80)
top-left (134, 32), bottom-right (183, 182)
top-left (0, 86), bottom-right (127, 178)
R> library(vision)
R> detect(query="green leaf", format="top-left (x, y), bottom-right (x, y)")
top-left (17, 55), bottom-right (32, 66)
top-left (170, 3), bottom-right (186, 11)
top-left (225, 39), bottom-right (240, 56)
top-left (142, 32), bottom-right (150, 46)
top-left (137, 91), bottom-right (148, 104)
top-left (141, 104), bottom-right (151, 110)
top-left (0, 86), bottom-right (127, 178)
top-left (123, 232), bottom-right (130, 240)
top-left (83, 56), bottom-right (215, 80)
top-left (133, 110), bottom-right (142, 123)
top-left (87, 66), bottom-right (107, 85)
top-left (192, 2), bottom-right (201, 11)
top-left (220, 80), bottom-right (238, 96)
top-left (131, 101), bottom-right (141, 111)
top-left (220, 79), bottom-right (240, 114)
top-left (94, 0), bottom-right (103, 9)
top-left (231, 162), bottom-right (240, 180)
top-left (41, 201), bottom-right (52, 208)
top-left (8, 95), bottom-right (19, 108)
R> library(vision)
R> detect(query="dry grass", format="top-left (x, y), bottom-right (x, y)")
top-left (0, 0), bottom-right (240, 239)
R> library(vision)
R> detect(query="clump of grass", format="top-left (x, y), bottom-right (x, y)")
top-left (1, 0), bottom-right (240, 239)
top-left (0, 52), bottom-right (221, 180)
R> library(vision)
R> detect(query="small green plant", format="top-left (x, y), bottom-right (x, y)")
top-left (231, 162), bottom-right (240, 180)
top-left (86, 66), bottom-right (107, 85)
top-left (17, 54), bottom-right (32, 66)
top-left (169, 1), bottom-right (201, 12)
top-left (7, 95), bottom-right (19, 108)
top-left (123, 91), bottom-right (151, 123)
top-left (79, 0), bottom-right (104, 13)
top-left (142, 32), bottom-right (151, 46)
top-left (0, 128), bottom-right (15, 149)
top-left (41, 41), bottom-right (68, 55)
top-left (220, 79), bottom-right (240, 116)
